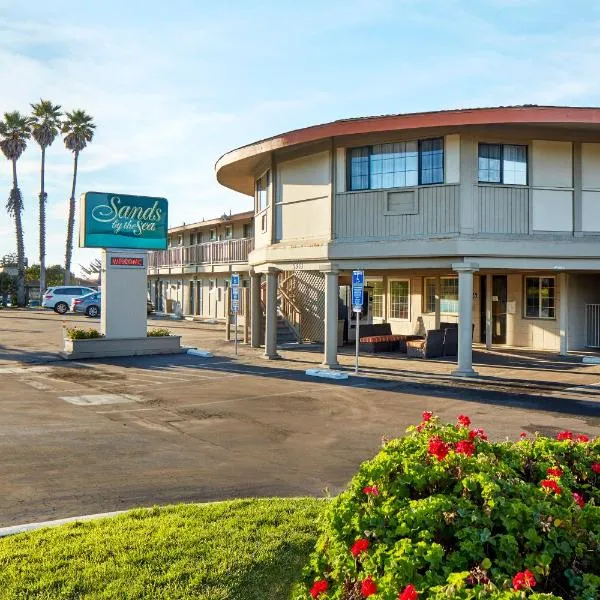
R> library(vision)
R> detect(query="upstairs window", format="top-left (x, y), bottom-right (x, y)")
top-left (209, 228), bottom-right (217, 241)
top-left (189, 232), bottom-right (195, 245)
top-left (225, 225), bottom-right (233, 239)
top-left (256, 170), bottom-right (270, 212)
top-left (347, 137), bottom-right (444, 191)
top-left (243, 223), bottom-right (253, 238)
top-left (478, 143), bottom-right (527, 185)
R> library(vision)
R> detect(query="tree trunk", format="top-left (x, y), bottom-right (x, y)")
top-left (64, 151), bottom-right (79, 285)
top-left (39, 147), bottom-right (47, 295)
top-left (12, 159), bottom-right (26, 306)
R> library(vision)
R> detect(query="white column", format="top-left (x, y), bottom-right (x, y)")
top-left (452, 263), bottom-right (478, 377)
top-left (264, 269), bottom-right (280, 359)
top-left (250, 272), bottom-right (261, 348)
top-left (559, 272), bottom-right (569, 356)
top-left (434, 276), bottom-right (441, 329)
top-left (322, 269), bottom-right (339, 368)
top-left (485, 274), bottom-right (493, 350)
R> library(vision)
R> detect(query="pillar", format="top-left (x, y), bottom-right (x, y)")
top-left (434, 276), bottom-right (441, 329)
top-left (452, 263), bottom-right (478, 377)
top-left (243, 287), bottom-right (250, 344)
top-left (485, 274), bottom-right (493, 350)
top-left (264, 269), bottom-right (280, 359)
top-left (322, 270), bottom-right (339, 368)
top-left (559, 271), bottom-right (569, 356)
top-left (250, 272), bottom-right (261, 348)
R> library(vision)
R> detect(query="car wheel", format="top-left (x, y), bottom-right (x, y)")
top-left (54, 302), bottom-right (68, 314)
top-left (87, 305), bottom-right (99, 318)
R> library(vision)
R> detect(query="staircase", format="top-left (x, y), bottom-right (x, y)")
top-left (277, 314), bottom-right (300, 345)
top-left (260, 272), bottom-right (303, 345)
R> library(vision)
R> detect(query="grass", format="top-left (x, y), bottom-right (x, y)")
top-left (0, 498), bottom-right (326, 599)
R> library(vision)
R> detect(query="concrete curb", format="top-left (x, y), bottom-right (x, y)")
top-left (306, 368), bottom-right (349, 380)
top-left (582, 356), bottom-right (600, 365)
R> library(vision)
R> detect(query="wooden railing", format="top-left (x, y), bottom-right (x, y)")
top-left (260, 273), bottom-right (302, 341)
top-left (148, 238), bottom-right (254, 268)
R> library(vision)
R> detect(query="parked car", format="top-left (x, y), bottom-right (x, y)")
top-left (42, 286), bottom-right (95, 314)
top-left (71, 291), bottom-right (101, 317)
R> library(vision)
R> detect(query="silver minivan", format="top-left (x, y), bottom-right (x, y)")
top-left (42, 286), bottom-right (96, 314)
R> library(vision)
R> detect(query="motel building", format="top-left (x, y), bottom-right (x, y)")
top-left (213, 105), bottom-right (600, 375)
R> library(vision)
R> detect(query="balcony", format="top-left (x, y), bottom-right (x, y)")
top-left (148, 238), bottom-right (254, 269)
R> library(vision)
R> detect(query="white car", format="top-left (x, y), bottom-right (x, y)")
top-left (42, 286), bottom-right (96, 314)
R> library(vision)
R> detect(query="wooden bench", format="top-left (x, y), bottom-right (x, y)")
top-left (359, 323), bottom-right (423, 353)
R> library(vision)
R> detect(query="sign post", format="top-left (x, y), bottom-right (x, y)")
top-left (352, 270), bottom-right (364, 375)
top-left (231, 273), bottom-right (240, 355)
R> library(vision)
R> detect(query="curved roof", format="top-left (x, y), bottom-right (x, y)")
top-left (216, 105), bottom-right (600, 196)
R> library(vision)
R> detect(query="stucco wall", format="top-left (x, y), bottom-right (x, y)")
top-left (568, 273), bottom-right (600, 350)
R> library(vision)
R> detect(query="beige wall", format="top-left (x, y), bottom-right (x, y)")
top-left (568, 273), bottom-right (600, 350)
top-left (582, 143), bottom-right (600, 232)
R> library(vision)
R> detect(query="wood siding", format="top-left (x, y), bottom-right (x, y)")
top-left (335, 184), bottom-right (459, 240)
top-left (477, 185), bottom-right (529, 234)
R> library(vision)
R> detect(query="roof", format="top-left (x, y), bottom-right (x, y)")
top-left (215, 105), bottom-right (600, 196)
top-left (167, 210), bottom-right (253, 234)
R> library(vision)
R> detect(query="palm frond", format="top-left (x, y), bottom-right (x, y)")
top-left (30, 99), bottom-right (62, 149)
top-left (0, 112), bottom-right (31, 161)
top-left (62, 109), bottom-right (95, 154)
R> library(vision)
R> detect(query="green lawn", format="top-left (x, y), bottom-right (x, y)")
top-left (0, 498), bottom-right (326, 599)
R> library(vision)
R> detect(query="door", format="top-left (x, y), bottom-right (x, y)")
top-left (492, 275), bottom-right (507, 344)
top-left (189, 281), bottom-right (195, 315)
top-left (479, 276), bottom-right (487, 343)
top-left (196, 281), bottom-right (202, 316)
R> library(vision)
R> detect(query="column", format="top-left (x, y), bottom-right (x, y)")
top-left (434, 276), bottom-right (441, 329)
top-left (485, 275), bottom-right (493, 350)
top-left (559, 272), bottom-right (569, 356)
top-left (250, 272), bottom-right (261, 348)
top-left (322, 270), bottom-right (339, 368)
top-left (452, 263), bottom-right (478, 377)
top-left (264, 269), bottom-right (280, 359)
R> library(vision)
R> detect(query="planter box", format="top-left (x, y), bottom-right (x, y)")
top-left (60, 335), bottom-right (183, 360)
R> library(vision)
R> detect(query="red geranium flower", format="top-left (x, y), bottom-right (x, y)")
top-left (398, 584), bottom-right (419, 599)
top-left (573, 492), bottom-right (585, 508)
top-left (363, 485), bottom-right (379, 496)
top-left (422, 410), bottom-right (433, 422)
top-left (310, 579), bottom-right (329, 598)
top-left (351, 538), bottom-right (370, 557)
top-left (592, 463), bottom-right (600, 474)
top-left (468, 428), bottom-right (488, 441)
top-left (520, 432), bottom-right (528, 438)
top-left (546, 467), bottom-right (563, 478)
top-left (556, 431), bottom-right (573, 441)
top-left (361, 577), bottom-right (377, 597)
top-left (541, 479), bottom-right (562, 495)
top-left (576, 434), bottom-right (590, 443)
top-left (455, 440), bottom-right (476, 456)
top-left (457, 414), bottom-right (471, 427)
top-left (428, 436), bottom-right (449, 461)
top-left (513, 570), bottom-right (536, 591)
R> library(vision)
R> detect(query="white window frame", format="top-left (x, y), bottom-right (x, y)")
top-left (366, 278), bottom-right (384, 321)
top-left (256, 170), bottom-right (270, 213)
top-left (225, 225), bottom-right (233, 239)
top-left (423, 276), bottom-right (459, 315)
top-left (388, 278), bottom-right (410, 321)
top-left (524, 275), bottom-right (556, 320)
top-left (209, 228), bottom-right (217, 241)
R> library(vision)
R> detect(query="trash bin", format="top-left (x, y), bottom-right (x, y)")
top-left (165, 298), bottom-right (174, 313)
top-left (337, 319), bottom-right (345, 347)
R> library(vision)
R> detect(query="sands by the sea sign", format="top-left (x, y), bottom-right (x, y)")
top-left (79, 192), bottom-right (168, 250)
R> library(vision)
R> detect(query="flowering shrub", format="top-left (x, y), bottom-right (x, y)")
top-left (66, 327), bottom-right (102, 339)
top-left (297, 414), bottom-right (600, 599)
top-left (147, 327), bottom-right (171, 337)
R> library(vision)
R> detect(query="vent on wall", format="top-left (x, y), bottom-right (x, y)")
top-left (385, 190), bottom-right (418, 215)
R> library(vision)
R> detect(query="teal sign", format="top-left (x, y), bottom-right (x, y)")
top-left (79, 192), bottom-right (168, 250)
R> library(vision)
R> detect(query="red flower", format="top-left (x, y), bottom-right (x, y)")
top-left (422, 410), bottom-right (433, 422)
top-left (556, 431), bottom-right (573, 441)
top-left (592, 463), bottom-right (600, 474)
top-left (468, 428), bottom-right (488, 441)
top-left (455, 440), bottom-right (476, 456)
top-left (398, 584), bottom-right (419, 600)
top-left (363, 485), bottom-right (379, 496)
top-left (541, 479), bottom-right (562, 495)
top-left (428, 436), bottom-right (449, 461)
top-left (310, 579), bottom-right (329, 598)
top-left (351, 538), bottom-right (370, 557)
top-left (361, 577), bottom-right (377, 597)
top-left (520, 432), bottom-right (528, 438)
top-left (457, 415), bottom-right (471, 427)
top-left (573, 492), bottom-right (585, 508)
top-left (546, 467), bottom-right (563, 478)
top-left (576, 434), bottom-right (590, 443)
top-left (513, 570), bottom-right (536, 591)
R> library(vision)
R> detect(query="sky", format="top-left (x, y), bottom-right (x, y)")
top-left (1, 0), bottom-right (600, 274)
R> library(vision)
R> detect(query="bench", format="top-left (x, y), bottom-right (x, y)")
top-left (359, 323), bottom-right (423, 353)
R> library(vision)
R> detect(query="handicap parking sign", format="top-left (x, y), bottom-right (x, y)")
top-left (352, 270), bottom-right (364, 312)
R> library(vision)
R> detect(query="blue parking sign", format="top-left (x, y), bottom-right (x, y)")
top-left (231, 273), bottom-right (240, 287)
top-left (352, 270), bottom-right (364, 312)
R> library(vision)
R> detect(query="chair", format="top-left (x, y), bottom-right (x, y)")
top-left (442, 326), bottom-right (458, 356)
top-left (406, 329), bottom-right (444, 359)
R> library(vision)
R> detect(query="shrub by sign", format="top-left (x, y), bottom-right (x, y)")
top-left (79, 192), bottom-right (168, 250)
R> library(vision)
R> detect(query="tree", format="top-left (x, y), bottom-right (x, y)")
top-left (30, 100), bottom-right (62, 297)
top-left (79, 258), bottom-right (101, 285)
top-left (0, 111), bottom-right (31, 306)
top-left (26, 264), bottom-right (73, 288)
top-left (62, 109), bottom-right (95, 285)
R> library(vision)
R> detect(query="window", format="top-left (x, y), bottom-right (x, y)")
top-left (368, 280), bottom-right (384, 319)
top-left (478, 143), bottom-right (527, 185)
top-left (389, 280), bottom-right (409, 320)
top-left (261, 213), bottom-right (267, 232)
top-left (243, 223), bottom-right (253, 238)
top-left (225, 225), bottom-right (233, 239)
top-left (525, 276), bottom-right (555, 319)
top-left (189, 232), bottom-right (195, 245)
top-left (424, 277), bottom-right (459, 314)
top-left (256, 171), bottom-right (270, 212)
top-left (209, 228), bottom-right (217, 241)
top-left (347, 137), bottom-right (444, 191)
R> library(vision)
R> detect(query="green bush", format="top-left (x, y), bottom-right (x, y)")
top-left (147, 327), bottom-right (171, 337)
top-left (66, 327), bottom-right (102, 340)
top-left (297, 414), bottom-right (600, 600)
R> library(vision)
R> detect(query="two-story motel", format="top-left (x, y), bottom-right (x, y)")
top-left (214, 105), bottom-right (600, 376)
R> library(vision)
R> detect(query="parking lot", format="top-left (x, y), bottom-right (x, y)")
top-left (1, 308), bottom-right (600, 527)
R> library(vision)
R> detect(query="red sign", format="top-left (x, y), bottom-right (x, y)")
top-left (110, 257), bottom-right (144, 267)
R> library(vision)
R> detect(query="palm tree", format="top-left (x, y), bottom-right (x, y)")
top-left (62, 109), bottom-right (95, 284)
top-left (30, 100), bottom-right (62, 296)
top-left (0, 112), bottom-right (31, 306)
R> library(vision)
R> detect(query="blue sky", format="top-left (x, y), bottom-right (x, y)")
top-left (1, 0), bottom-right (600, 273)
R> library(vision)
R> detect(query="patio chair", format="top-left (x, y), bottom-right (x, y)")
top-left (406, 329), bottom-right (444, 359)
top-left (442, 326), bottom-right (458, 356)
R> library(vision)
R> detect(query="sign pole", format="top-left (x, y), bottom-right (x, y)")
top-left (231, 273), bottom-right (240, 356)
top-left (351, 270), bottom-right (364, 376)
top-left (355, 311), bottom-right (360, 374)
top-left (234, 310), bottom-right (238, 355)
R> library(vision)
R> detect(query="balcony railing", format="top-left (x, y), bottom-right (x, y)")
top-left (148, 238), bottom-right (254, 269)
